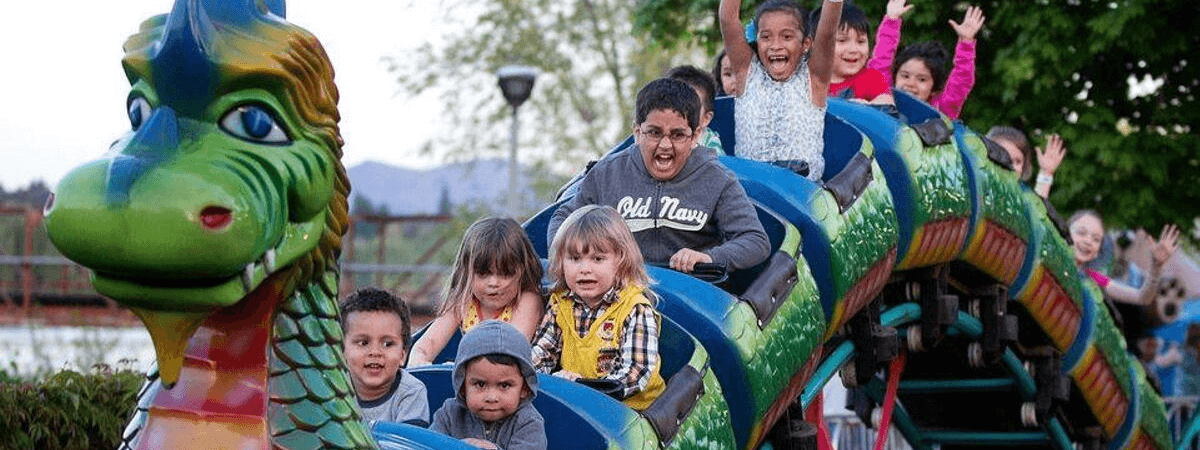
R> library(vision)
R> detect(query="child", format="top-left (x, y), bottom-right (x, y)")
top-left (986, 126), bottom-right (1066, 199)
top-left (720, 0), bottom-right (842, 181)
top-left (817, 0), bottom-right (894, 104)
top-left (712, 50), bottom-right (739, 97)
top-left (341, 287), bottom-right (430, 426)
top-left (533, 205), bottom-right (665, 409)
top-left (409, 217), bottom-right (544, 367)
top-left (867, 0), bottom-right (985, 119)
top-left (1068, 210), bottom-right (1179, 306)
top-left (667, 65), bottom-right (725, 155)
top-left (546, 78), bottom-right (770, 274)
top-left (430, 320), bottom-right (547, 450)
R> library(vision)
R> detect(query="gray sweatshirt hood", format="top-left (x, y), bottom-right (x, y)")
top-left (452, 320), bottom-right (539, 404)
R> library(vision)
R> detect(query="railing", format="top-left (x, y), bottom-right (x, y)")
top-left (1168, 396), bottom-right (1200, 449)
top-left (825, 397), bottom-right (1200, 450)
top-left (1, 208), bottom-right (456, 322)
top-left (340, 214), bottom-right (455, 313)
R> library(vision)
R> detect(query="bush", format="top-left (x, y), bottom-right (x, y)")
top-left (0, 366), bottom-right (143, 450)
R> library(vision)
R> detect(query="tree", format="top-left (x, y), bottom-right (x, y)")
top-left (633, 0), bottom-right (1199, 241)
top-left (385, 0), bottom-right (702, 203)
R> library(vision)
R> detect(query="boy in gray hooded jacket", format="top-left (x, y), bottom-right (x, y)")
top-left (430, 320), bottom-right (547, 450)
top-left (547, 78), bottom-right (769, 275)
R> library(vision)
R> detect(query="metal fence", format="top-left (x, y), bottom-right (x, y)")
top-left (1168, 396), bottom-right (1200, 449)
top-left (1, 208), bottom-right (457, 322)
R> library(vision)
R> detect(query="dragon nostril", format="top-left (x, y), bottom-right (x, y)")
top-left (199, 206), bottom-right (233, 230)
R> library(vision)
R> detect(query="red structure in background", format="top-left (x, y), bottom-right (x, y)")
top-left (342, 213), bottom-right (453, 322)
top-left (1, 208), bottom-right (453, 327)
top-left (0, 206), bottom-right (138, 326)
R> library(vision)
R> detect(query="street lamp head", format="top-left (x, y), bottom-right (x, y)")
top-left (496, 65), bottom-right (539, 109)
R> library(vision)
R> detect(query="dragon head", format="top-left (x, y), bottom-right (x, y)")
top-left (45, 0), bottom-right (348, 387)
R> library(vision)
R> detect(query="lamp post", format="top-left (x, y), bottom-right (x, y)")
top-left (496, 65), bottom-right (538, 216)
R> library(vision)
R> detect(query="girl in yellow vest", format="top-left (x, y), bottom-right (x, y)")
top-left (531, 205), bottom-right (666, 410)
top-left (409, 217), bottom-right (545, 366)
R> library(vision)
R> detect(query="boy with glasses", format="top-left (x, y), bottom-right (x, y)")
top-left (547, 78), bottom-right (769, 275)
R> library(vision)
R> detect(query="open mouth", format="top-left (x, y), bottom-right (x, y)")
top-left (652, 153), bottom-right (675, 169)
top-left (766, 55), bottom-right (789, 73)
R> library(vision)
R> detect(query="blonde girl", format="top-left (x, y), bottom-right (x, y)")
top-left (530, 205), bottom-right (665, 409)
top-left (408, 217), bottom-right (544, 367)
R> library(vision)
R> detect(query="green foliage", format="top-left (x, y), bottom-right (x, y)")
top-left (0, 367), bottom-right (143, 450)
top-left (385, 0), bottom-right (695, 177)
top-left (633, 0), bottom-right (1200, 241)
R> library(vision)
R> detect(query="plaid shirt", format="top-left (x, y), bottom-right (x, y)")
top-left (697, 127), bottom-right (725, 156)
top-left (530, 286), bottom-right (659, 400)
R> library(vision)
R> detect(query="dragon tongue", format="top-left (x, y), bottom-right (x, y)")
top-left (129, 307), bottom-right (213, 389)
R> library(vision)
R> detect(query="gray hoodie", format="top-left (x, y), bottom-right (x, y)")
top-left (547, 145), bottom-right (770, 270)
top-left (430, 320), bottom-right (546, 450)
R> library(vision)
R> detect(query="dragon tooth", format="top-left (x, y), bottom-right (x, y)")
top-left (264, 248), bottom-right (277, 273)
top-left (241, 263), bottom-right (255, 293)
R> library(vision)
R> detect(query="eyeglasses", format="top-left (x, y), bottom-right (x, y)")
top-left (639, 128), bottom-right (693, 146)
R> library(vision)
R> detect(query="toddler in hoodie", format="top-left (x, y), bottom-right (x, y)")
top-left (430, 320), bottom-right (547, 450)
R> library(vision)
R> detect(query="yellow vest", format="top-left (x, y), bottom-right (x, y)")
top-left (550, 283), bottom-right (665, 410)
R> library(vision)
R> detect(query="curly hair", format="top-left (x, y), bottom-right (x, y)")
top-left (340, 287), bottom-right (412, 348)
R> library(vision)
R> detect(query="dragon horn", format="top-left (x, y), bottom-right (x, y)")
top-left (151, 0), bottom-right (286, 116)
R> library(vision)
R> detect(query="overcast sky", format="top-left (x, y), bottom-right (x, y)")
top-left (0, 0), bottom-right (444, 190)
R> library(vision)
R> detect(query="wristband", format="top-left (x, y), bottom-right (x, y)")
top-left (1036, 173), bottom-right (1053, 185)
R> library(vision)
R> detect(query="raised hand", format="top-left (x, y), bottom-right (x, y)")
top-left (886, 0), bottom-right (914, 19)
top-left (949, 5), bottom-right (986, 42)
top-left (1151, 224), bottom-right (1181, 268)
top-left (1035, 134), bottom-right (1067, 176)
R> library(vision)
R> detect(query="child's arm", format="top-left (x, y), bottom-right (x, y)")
top-left (496, 408), bottom-right (548, 450)
top-left (936, 5), bottom-right (984, 118)
top-left (509, 291), bottom-right (544, 340)
top-left (1105, 225), bottom-right (1179, 305)
top-left (408, 313), bottom-right (459, 367)
top-left (704, 178), bottom-right (770, 270)
top-left (429, 405), bottom-right (451, 434)
top-left (602, 303), bottom-right (660, 399)
top-left (547, 162), bottom-right (602, 246)
top-left (1034, 134), bottom-right (1065, 199)
top-left (808, 0), bottom-right (844, 107)
top-left (530, 304), bottom-right (563, 374)
top-left (394, 374), bottom-right (430, 425)
top-left (718, 0), bottom-right (753, 95)
top-left (868, 0), bottom-right (912, 82)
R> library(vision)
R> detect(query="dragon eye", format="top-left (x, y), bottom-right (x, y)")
top-left (219, 104), bottom-right (291, 144)
top-left (128, 97), bottom-right (152, 130)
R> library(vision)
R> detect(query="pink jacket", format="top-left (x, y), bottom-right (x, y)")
top-left (868, 17), bottom-right (976, 119)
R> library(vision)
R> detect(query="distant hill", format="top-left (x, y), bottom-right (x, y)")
top-left (347, 159), bottom-right (540, 215)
